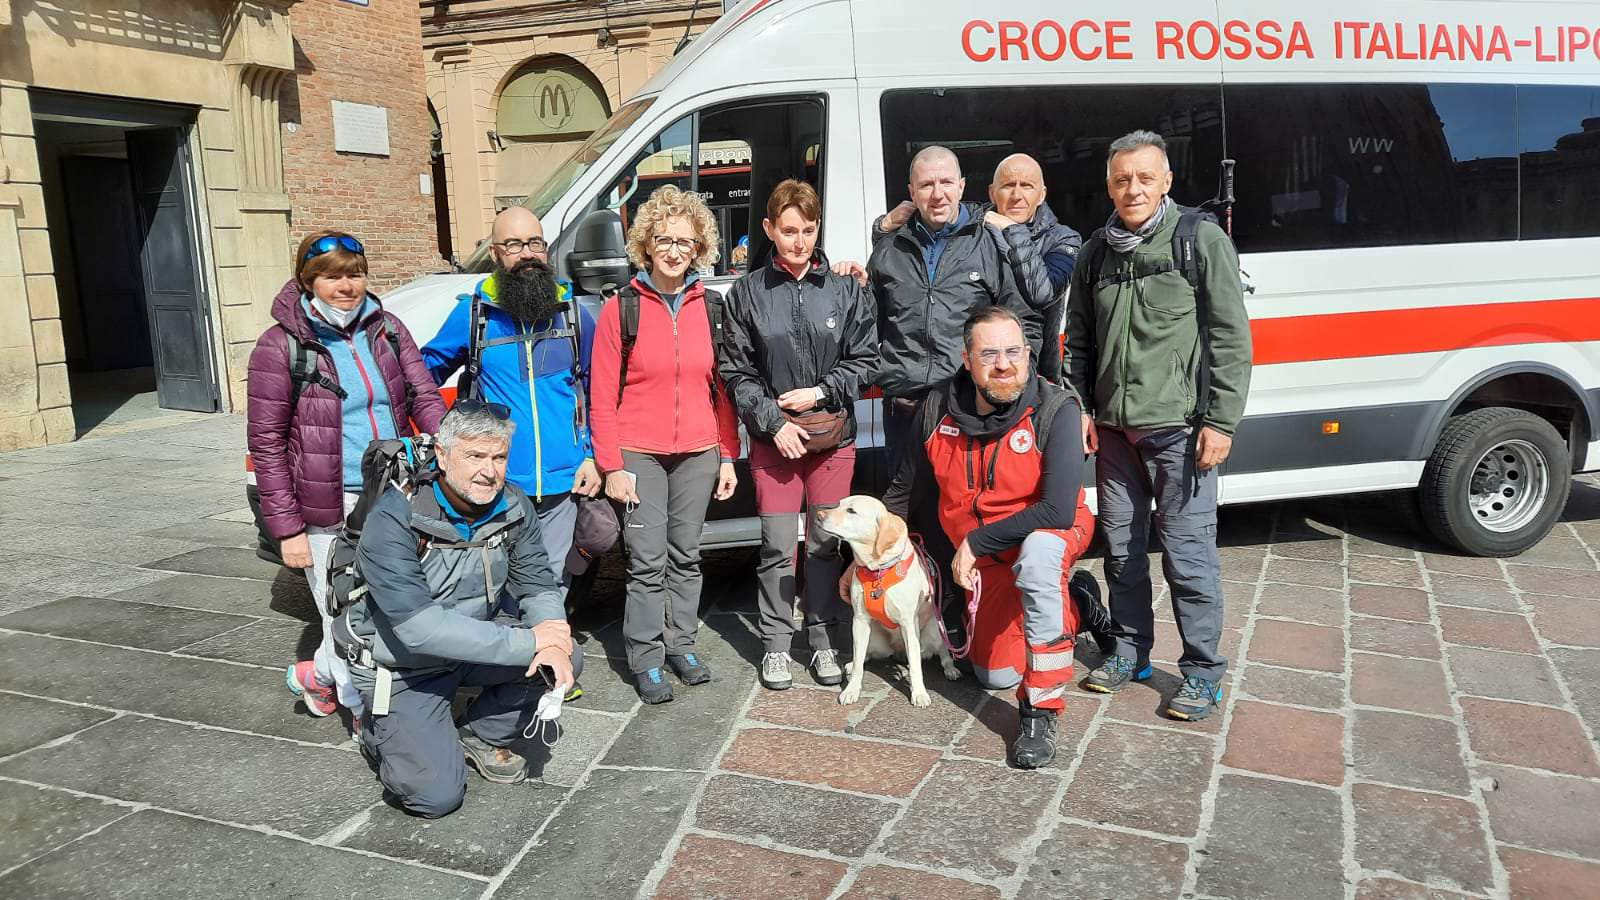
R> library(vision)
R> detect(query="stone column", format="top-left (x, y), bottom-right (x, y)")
top-left (217, 0), bottom-right (298, 411)
top-left (0, 78), bottom-right (74, 449)
top-left (436, 44), bottom-right (484, 256)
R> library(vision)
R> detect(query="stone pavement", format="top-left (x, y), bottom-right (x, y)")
top-left (1, 416), bottom-right (1598, 899)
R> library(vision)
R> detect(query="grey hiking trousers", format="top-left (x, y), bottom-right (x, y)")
top-left (1096, 425), bottom-right (1228, 683)
top-left (619, 448), bottom-right (720, 673)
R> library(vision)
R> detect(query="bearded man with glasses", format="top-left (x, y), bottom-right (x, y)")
top-left (424, 207), bottom-right (603, 596)
top-left (883, 306), bottom-right (1112, 769)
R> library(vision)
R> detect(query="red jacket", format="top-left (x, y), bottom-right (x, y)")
top-left (590, 277), bottom-right (740, 471)
top-left (247, 280), bottom-right (446, 539)
top-left (923, 396), bottom-right (1093, 566)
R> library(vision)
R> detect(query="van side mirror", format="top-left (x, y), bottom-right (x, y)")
top-left (567, 208), bottom-right (631, 295)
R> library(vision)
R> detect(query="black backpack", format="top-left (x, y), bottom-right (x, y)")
top-left (323, 435), bottom-right (439, 620)
top-left (1076, 206), bottom-right (1229, 427)
top-left (615, 284), bottom-right (725, 406)
top-left (284, 315), bottom-right (417, 417)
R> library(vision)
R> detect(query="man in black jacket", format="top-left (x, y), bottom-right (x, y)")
top-left (866, 145), bottom-right (1031, 475)
top-left (982, 154), bottom-right (1082, 383)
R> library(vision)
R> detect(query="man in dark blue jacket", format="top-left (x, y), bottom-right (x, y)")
top-left (982, 153), bottom-right (1082, 383)
top-left (350, 403), bottom-right (580, 817)
top-left (425, 207), bottom-right (601, 588)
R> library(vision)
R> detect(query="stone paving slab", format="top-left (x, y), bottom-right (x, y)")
top-left (336, 785), bottom-right (564, 876)
top-left (142, 547), bottom-right (285, 581)
top-left (0, 632), bottom-right (345, 745)
top-left (1195, 774), bottom-right (1346, 900)
top-left (112, 572), bottom-right (317, 622)
top-left (0, 810), bottom-right (483, 899)
top-left (0, 694), bottom-right (115, 758)
top-left (692, 773), bottom-right (895, 858)
top-left (0, 716), bottom-right (372, 837)
top-left (877, 758), bottom-right (1055, 880)
top-left (0, 595), bottom-right (257, 652)
top-left (1352, 782), bottom-right (1495, 895)
top-left (494, 769), bottom-right (700, 900)
top-left (0, 779), bottom-right (131, 872)
top-left (179, 619), bottom-right (317, 668)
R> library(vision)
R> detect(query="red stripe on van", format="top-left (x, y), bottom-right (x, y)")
top-left (731, 0), bottom-right (778, 29)
top-left (1250, 297), bottom-right (1600, 366)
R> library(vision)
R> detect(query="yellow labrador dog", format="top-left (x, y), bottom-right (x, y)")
top-left (817, 496), bottom-right (961, 707)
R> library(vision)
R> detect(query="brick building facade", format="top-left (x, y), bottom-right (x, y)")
top-left (284, 0), bottom-right (442, 293)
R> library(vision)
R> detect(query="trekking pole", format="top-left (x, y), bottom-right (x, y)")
top-left (1218, 158), bottom-right (1236, 237)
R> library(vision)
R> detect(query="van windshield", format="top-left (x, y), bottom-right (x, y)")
top-left (461, 98), bottom-right (654, 272)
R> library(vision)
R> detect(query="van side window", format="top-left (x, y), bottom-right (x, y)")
top-left (879, 86), bottom-right (1222, 240)
top-left (1225, 84), bottom-right (1517, 252)
top-left (596, 96), bottom-right (826, 276)
top-left (1518, 85), bottom-right (1600, 240)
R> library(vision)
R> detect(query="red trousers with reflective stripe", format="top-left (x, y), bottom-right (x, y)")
top-left (969, 509), bottom-right (1094, 713)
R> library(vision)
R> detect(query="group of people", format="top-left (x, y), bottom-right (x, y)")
top-left (246, 128), bottom-right (1251, 817)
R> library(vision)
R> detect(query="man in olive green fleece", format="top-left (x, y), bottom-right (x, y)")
top-left (1064, 130), bottom-right (1252, 722)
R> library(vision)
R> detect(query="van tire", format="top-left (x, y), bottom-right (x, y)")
top-left (1419, 407), bottom-right (1569, 557)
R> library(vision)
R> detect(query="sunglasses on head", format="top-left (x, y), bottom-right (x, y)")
top-left (451, 398), bottom-right (512, 421)
top-left (303, 235), bottom-right (365, 261)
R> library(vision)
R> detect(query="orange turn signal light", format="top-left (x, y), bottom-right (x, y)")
top-left (1322, 421), bottom-right (1341, 435)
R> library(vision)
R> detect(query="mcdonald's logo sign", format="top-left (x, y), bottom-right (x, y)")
top-left (536, 78), bottom-right (573, 130)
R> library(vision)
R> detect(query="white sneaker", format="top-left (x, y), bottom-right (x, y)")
top-left (760, 651), bottom-right (793, 690)
top-left (810, 650), bottom-right (843, 686)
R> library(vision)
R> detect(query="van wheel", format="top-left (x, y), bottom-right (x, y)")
top-left (1419, 407), bottom-right (1570, 557)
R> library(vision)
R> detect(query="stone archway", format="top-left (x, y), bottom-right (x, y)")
top-left (491, 55), bottom-right (611, 207)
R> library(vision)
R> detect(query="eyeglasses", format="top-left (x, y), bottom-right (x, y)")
top-left (494, 237), bottom-right (548, 256)
top-left (303, 235), bottom-right (364, 261)
top-left (976, 345), bottom-right (1029, 365)
top-left (650, 235), bottom-right (700, 255)
top-left (450, 398), bottom-right (512, 421)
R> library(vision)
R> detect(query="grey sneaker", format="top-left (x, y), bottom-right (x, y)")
top-left (1166, 676), bottom-right (1225, 721)
top-left (1082, 654), bottom-right (1153, 694)
top-left (810, 650), bottom-right (843, 686)
top-left (760, 651), bottom-right (793, 690)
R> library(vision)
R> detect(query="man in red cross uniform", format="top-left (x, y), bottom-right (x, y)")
top-left (884, 305), bottom-right (1112, 768)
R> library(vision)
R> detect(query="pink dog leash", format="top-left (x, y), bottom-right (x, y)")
top-left (911, 536), bottom-right (981, 660)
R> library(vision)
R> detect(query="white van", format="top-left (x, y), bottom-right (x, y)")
top-left (372, 0), bottom-right (1600, 558)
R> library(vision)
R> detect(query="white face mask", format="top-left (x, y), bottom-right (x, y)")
top-left (311, 297), bottom-right (362, 330)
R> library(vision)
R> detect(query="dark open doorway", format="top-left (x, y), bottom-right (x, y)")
top-left (32, 90), bottom-right (220, 434)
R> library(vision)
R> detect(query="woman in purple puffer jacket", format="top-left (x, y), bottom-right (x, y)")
top-left (247, 230), bottom-right (445, 726)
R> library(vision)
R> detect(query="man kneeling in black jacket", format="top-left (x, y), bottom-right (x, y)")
top-left (349, 402), bottom-right (580, 818)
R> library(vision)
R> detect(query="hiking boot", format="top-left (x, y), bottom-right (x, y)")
top-left (810, 650), bottom-right (843, 686)
top-left (760, 652), bottom-right (793, 690)
top-left (1166, 675), bottom-right (1225, 721)
top-left (666, 652), bottom-right (712, 686)
top-left (1069, 570), bottom-right (1116, 656)
top-left (635, 667), bottom-right (674, 704)
top-left (1082, 655), bottom-right (1152, 694)
top-left (1010, 703), bottom-right (1059, 769)
top-left (458, 726), bottom-right (527, 784)
top-left (286, 660), bottom-right (336, 717)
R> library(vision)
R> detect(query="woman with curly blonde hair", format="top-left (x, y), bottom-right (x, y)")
top-left (590, 184), bottom-right (741, 704)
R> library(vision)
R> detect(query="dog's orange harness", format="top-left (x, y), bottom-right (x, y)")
top-left (855, 552), bottom-right (918, 630)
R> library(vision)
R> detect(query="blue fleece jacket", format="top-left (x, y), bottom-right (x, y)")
top-left (422, 277), bottom-right (595, 501)
top-left (304, 296), bottom-right (398, 489)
